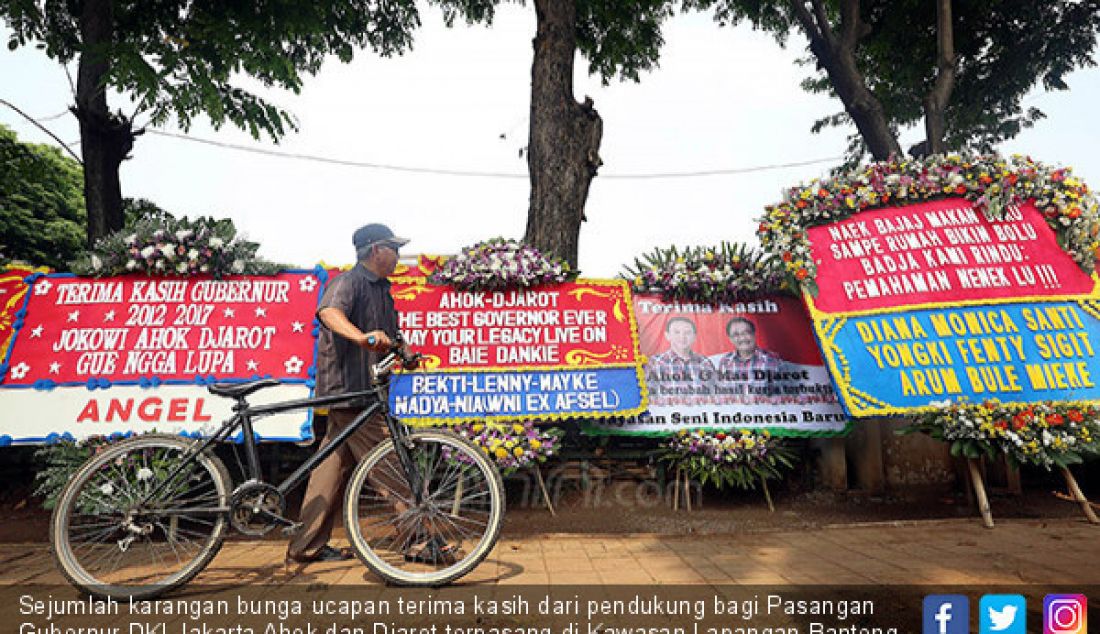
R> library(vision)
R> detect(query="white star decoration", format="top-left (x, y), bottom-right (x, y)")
top-left (223, 307), bottom-right (235, 318)
top-left (67, 310), bottom-right (80, 323)
top-left (284, 356), bottom-right (304, 374)
top-left (9, 362), bottom-right (30, 379)
top-left (247, 360), bottom-right (259, 372)
top-left (299, 276), bottom-right (318, 292)
top-left (103, 310), bottom-right (116, 322)
top-left (33, 279), bottom-right (52, 295)
top-left (291, 321), bottom-right (305, 333)
top-left (255, 307), bottom-right (267, 318)
top-left (49, 362), bottom-right (61, 374)
top-left (30, 325), bottom-right (44, 338)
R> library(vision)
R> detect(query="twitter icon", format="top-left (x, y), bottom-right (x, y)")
top-left (981, 594), bottom-right (1026, 634)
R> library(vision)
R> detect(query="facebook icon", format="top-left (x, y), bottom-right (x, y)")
top-left (924, 595), bottom-right (970, 634)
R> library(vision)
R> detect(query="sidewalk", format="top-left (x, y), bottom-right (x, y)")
top-left (4, 517), bottom-right (1099, 587)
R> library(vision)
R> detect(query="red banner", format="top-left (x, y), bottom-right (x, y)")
top-left (2, 272), bottom-right (321, 385)
top-left (391, 280), bottom-right (639, 371)
top-left (806, 198), bottom-right (1097, 313)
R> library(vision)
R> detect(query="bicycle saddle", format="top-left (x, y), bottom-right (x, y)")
top-left (208, 378), bottom-right (282, 399)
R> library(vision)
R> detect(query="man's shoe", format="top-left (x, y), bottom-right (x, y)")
top-left (313, 545), bottom-right (354, 562)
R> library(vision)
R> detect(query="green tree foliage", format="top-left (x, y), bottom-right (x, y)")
top-left (712, 0), bottom-right (1100, 162)
top-left (0, 123), bottom-right (85, 269)
top-left (1, 0), bottom-right (420, 244)
top-left (854, 0), bottom-right (1100, 155)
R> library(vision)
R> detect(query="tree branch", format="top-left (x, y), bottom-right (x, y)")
top-left (839, 0), bottom-right (866, 49)
top-left (924, 0), bottom-right (956, 154)
top-left (789, 0), bottom-right (833, 55)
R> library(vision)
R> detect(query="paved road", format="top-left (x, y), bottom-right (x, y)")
top-left (4, 517), bottom-right (1098, 587)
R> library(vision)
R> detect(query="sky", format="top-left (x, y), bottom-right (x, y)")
top-left (2, 6), bottom-right (1099, 277)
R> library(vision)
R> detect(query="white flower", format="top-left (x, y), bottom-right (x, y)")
top-left (90, 254), bottom-right (103, 271)
top-left (208, 237), bottom-right (225, 249)
top-left (159, 244), bottom-right (176, 259)
top-left (140, 246), bottom-right (156, 258)
top-left (175, 229), bottom-right (194, 241)
top-left (200, 264), bottom-right (210, 273)
top-left (9, 362), bottom-right (30, 379)
top-left (176, 262), bottom-right (188, 273)
top-left (99, 483), bottom-right (115, 495)
top-left (136, 467), bottom-right (154, 481)
top-left (298, 276), bottom-right (317, 292)
top-left (125, 234), bottom-right (138, 245)
top-left (231, 259), bottom-right (245, 273)
top-left (188, 248), bottom-right (200, 260)
top-left (125, 260), bottom-right (138, 271)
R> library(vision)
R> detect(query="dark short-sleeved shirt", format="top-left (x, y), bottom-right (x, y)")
top-left (314, 264), bottom-right (399, 403)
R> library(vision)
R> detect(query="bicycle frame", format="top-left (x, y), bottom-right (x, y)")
top-left (142, 380), bottom-right (425, 519)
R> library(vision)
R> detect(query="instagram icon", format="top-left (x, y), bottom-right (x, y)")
top-left (1044, 595), bottom-right (1087, 634)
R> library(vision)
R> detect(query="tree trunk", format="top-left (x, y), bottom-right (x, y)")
top-left (818, 44), bottom-right (901, 160)
top-left (524, 0), bottom-right (603, 268)
top-left (791, 0), bottom-right (902, 161)
top-left (75, 0), bottom-right (132, 247)
top-left (923, 0), bottom-right (956, 156)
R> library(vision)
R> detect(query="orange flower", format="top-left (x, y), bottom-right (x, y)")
top-left (1068, 409), bottom-right (1084, 423)
top-left (954, 185), bottom-right (967, 195)
top-left (795, 268), bottom-right (809, 280)
top-left (782, 252), bottom-right (793, 262)
top-left (1046, 413), bottom-right (1065, 426)
top-left (795, 200), bottom-right (808, 209)
top-left (1067, 207), bottom-right (1082, 219)
top-left (979, 175), bottom-right (993, 185)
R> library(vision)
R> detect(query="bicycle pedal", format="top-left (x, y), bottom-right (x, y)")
top-left (281, 522), bottom-right (303, 536)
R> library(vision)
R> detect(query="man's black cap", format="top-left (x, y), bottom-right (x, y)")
top-left (352, 223), bottom-right (409, 250)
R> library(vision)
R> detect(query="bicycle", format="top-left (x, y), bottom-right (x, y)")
top-left (50, 339), bottom-right (505, 599)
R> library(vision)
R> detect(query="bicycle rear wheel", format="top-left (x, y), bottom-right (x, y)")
top-left (50, 433), bottom-right (231, 599)
top-left (344, 429), bottom-right (504, 586)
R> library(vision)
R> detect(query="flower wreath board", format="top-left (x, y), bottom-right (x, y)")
top-left (383, 256), bottom-right (648, 425)
top-left (759, 155), bottom-right (1100, 417)
top-left (0, 268), bottom-right (327, 444)
top-left (585, 292), bottom-right (850, 437)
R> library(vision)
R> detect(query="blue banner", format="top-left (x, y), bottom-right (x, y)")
top-left (823, 300), bottom-right (1100, 414)
top-left (389, 367), bottom-right (645, 422)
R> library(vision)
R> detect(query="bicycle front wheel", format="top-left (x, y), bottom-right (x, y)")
top-left (50, 433), bottom-right (231, 599)
top-left (344, 429), bottom-right (504, 586)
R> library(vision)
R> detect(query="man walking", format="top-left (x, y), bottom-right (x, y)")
top-left (286, 223), bottom-right (408, 563)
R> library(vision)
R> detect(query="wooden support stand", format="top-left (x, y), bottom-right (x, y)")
top-left (533, 463), bottom-right (556, 516)
top-left (761, 476), bottom-right (775, 513)
top-left (671, 468), bottom-right (700, 511)
top-left (1060, 467), bottom-right (1099, 525)
top-left (967, 458), bottom-right (995, 529)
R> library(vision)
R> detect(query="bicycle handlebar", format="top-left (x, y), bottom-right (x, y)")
top-left (370, 333), bottom-right (421, 380)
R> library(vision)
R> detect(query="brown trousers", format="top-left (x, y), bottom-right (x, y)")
top-left (286, 407), bottom-right (390, 561)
